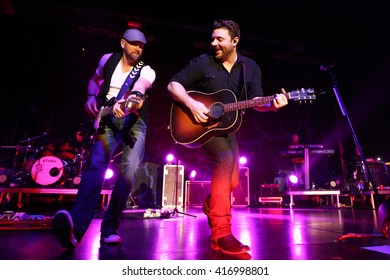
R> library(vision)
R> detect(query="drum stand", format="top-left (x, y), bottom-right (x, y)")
top-left (10, 133), bottom-right (47, 186)
top-left (70, 153), bottom-right (84, 186)
top-left (68, 147), bottom-right (91, 187)
top-left (10, 144), bottom-right (31, 186)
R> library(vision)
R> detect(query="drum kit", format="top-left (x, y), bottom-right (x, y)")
top-left (0, 132), bottom-right (91, 187)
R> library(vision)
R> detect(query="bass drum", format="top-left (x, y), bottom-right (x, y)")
top-left (30, 156), bottom-right (67, 186)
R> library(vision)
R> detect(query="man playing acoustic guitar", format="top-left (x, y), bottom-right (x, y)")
top-left (167, 19), bottom-right (288, 255)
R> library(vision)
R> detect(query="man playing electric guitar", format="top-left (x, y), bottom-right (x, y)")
top-left (93, 95), bottom-right (141, 135)
top-left (167, 19), bottom-right (288, 255)
top-left (52, 29), bottom-right (156, 250)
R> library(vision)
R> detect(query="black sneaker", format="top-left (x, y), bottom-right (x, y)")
top-left (52, 210), bottom-right (77, 250)
top-left (102, 234), bottom-right (122, 244)
top-left (211, 234), bottom-right (250, 255)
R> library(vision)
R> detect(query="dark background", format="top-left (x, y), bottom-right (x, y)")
top-left (1, 0), bottom-right (389, 202)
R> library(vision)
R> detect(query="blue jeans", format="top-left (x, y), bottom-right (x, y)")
top-left (70, 115), bottom-right (146, 241)
top-left (202, 133), bottom-right (240, 240)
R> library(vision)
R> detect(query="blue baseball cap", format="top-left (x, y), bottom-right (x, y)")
top-left (123, 29), bottom-right (147, 44)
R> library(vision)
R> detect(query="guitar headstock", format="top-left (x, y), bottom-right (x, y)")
top-left (288, 88), bottom-right (317, 103)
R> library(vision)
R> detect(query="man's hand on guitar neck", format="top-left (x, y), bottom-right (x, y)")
top-left (253, 88), bottom-right (288, 112)
top-left (112, 95), bottom-right (142, 118)
top-left (270, 88), bottom-right (288, 111)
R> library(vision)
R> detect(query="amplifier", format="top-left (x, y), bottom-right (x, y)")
top-left (357, 162), bottom-right (390, 187)
top-left (231, 167), bottom-right (250, 206)
top-left (368, 162), bottom-right (390, 187)
top-left (162, 164), bottom-right (184, 210)
top-left (259, 184), bottom-right (282, 205)
top-left (260, 184), bottom-right (281, 197)
top-left (127, 162), bottom-right (160, 208)
top-left (185, 180), bottom-right (211, 206)
top-left (185, 167), bottom-right (250, 207)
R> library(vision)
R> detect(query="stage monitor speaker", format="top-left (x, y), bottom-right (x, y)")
top-left (378, 199), bottom-right (390, 240)
top-left (260, 183), bottom-right (281, 197)
top-left (232, 167), bottom-right (250, 206)
top-left (185, 180), bottom-right (211, 206)
top-left (162, 164), bottom-right (184, 209)
top-left (368, 162), bottom-right (390, 187)
top-left (127, 162), bottom-right (160, 208)
top-left (356, 162), bottom-right (390, 188)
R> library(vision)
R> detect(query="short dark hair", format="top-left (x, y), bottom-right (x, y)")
top-left (213, 19), bottom-right (241, 39)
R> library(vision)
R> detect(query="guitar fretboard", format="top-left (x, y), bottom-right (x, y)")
top-left (223, 94), bottom-right (284, 112)
top-left (222, 89), bottom-right (315, 112)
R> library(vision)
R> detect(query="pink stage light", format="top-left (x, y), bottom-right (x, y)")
top-left (189, 170), bottom-right (197, 179)
top-left (105, 168), bottom-right (114, 180)
top-left (289, 174), bottom-right (299, 184)
top-left (166, 153), bottom-right (174, 164)
top-left (239, 156), bottom-right (247, 165)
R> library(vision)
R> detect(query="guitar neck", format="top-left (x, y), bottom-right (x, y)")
top-left (99, 98), bottom-right (138, 119)
top-left (223, 93), bottom-right (288, 112)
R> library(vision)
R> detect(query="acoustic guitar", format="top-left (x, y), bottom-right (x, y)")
top-left (170, 88), bottom-right (317, 148)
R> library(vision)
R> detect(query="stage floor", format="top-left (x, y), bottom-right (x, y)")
top-left (0, 204), bottom-right (389, 260)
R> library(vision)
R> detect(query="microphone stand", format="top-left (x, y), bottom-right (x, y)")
top-left (324, 66), bottom-right (388, 241)
top-left (325, 68), bottom-right (378, 200)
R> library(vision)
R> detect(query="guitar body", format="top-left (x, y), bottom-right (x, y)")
top-left (170, 88), bottom-right (317, 148)
top-left (93, 97), bottom-right (116, 132)
top-left (93, 97), bottom-right (140, 132)
top-left (170, 89), bottom-right (243, 148)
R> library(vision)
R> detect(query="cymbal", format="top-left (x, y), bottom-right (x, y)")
top-left (0, 145), bottom-right (30, 149)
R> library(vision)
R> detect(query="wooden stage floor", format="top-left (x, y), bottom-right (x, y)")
top-left (0, 201), bottom-right (389, 261)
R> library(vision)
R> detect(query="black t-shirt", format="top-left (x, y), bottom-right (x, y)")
top-left (170, 52), bottom-right (264, 100)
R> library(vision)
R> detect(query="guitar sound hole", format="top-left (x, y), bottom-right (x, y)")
top-left (209, 103), bottom-right (224, 119)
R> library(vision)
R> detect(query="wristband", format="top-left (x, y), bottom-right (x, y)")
top-left (131, 90), bottom-right (146, 101)
top-left (87, 94), bottom-right (96, 98)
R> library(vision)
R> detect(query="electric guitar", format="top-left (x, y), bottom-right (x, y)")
top-left (170, 88), bottom-right (317, 148)
top-left (93, 97), bottom-right (140, 132)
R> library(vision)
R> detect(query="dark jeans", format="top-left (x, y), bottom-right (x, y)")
top-left (70, 115), bottom-right (146, 241)
top-left (202, 133), bottom-right (240, 240)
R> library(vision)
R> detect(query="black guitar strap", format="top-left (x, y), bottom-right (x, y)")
top-left (116, 60), bottom-right (145, 100)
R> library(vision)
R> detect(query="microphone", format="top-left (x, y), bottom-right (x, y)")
top-left (49, 167), bottom-right (60, 177)
top-left (320, 63), bottom-right (337, 71)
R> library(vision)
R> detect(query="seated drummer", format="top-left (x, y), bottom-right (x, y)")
top-left (288, 133), bottom-right (304, 164)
